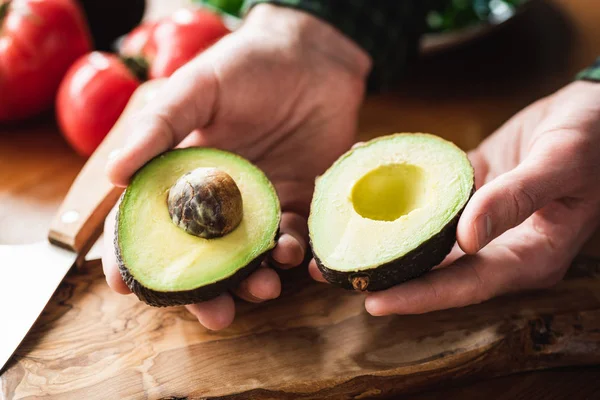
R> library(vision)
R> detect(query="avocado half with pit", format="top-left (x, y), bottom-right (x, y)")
top-left (309, 133), bottom-right (474, 292)
top-left (115, 148), bottom-right (280, 307)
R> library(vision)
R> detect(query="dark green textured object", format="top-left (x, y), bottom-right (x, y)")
top-left (196, 0), bottom-right (245, 16)
top-left (576, 57), bottom-right (600, 83)
top-left (425, 0), bottom-right (526, 33)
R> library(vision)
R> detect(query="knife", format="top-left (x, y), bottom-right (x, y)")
top-left (0, 79), bottom-right (165, 371)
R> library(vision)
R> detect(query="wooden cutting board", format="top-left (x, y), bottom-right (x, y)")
top-left (1, 244), bottom-right (600, 399)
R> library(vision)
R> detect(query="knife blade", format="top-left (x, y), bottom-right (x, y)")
top-left (0, 242), bottom-right (76, 370)
top-left (0, 79), bottom-right (165, 372)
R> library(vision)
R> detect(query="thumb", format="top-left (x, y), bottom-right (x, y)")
top-left (457, 157), bottom-right (567, 254)
top-left (106, 58), bottom-right (218, 187)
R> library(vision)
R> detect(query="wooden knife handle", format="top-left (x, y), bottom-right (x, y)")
top-left (48, 79), bottom-right (166, 254)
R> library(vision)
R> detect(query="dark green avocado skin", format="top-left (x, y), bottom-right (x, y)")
top-left (313, 187), bottom-right (474, 292)
top-left (114, 203), bottom-right (272, 308)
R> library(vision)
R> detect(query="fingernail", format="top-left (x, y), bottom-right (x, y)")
top-left (108, 149), bottom-right (122, 161)
top-left (272, 233), bottom-right (304, 268)
top-left (235, 278), bottom-right (269, 302)
top-left (240, 281), bottom-right (263, 302)
top-left (364, 296), bottom-right (385, 316)
top-left (475, 214), bottom-right (492, 251)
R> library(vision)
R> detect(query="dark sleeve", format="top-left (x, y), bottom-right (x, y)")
top-left (576, 57), bottom-right (600, 83)
top-left (243, 0), bottom-right (438, 91)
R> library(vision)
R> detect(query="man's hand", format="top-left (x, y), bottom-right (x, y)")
top-left (102, 4), bottom-right (371, 330)
top-left (310, 81), bottom-right (600, 315)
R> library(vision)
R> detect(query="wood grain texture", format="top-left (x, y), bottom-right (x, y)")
top-left (1, 257), bottom-right (600, 399)
top-left (2, 0), bottom-right (600, 399)
top-left (405, 367), bottom-right (600, 400)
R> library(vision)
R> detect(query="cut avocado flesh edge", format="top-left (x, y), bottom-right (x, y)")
top-left (117, 148), bottom-right (280, 295)
top-left (309, 133), bottom-right (474, 278)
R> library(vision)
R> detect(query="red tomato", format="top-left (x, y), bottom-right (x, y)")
top-left (0, 0), bottom-right (92, 122)
top-left (56, 52), bottom-right (140, 157)
top-left (121, 8), bottom-right (230, 79)
top-left (120, 22), bottom-right (156, 56)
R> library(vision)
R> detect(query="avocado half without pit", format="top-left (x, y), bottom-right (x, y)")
top-left (115, 148), bottom-right (281, 307)
top-left (308, 133), bottom-right (474, 292)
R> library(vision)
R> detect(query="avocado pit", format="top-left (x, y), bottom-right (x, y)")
top-left (167, 167), bottom-right (243, 239)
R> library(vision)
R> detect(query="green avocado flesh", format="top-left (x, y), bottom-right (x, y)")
top-left (116, 148), bottom-right (280, 306)
top-left (309, 133), bottom-right (474, 291)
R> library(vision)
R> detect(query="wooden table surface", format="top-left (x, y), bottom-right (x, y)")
top-left (1, 0), bottom-right (600, 398)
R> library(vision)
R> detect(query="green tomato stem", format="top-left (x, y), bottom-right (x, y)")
top-left (120, 55), bottom-right (149, 82)
top-left (0, 1), bottom-right (11, 31)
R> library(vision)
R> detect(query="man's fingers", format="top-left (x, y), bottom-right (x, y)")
top-left (106, 59), bottom-right (219, 187)
top-left (185, 293), bottom-right (235, 330)
top-left (271, 212), bottom-right (308, 269)
top-left (364, 242), bottom-right (535, 316)
top-left (102, 206), bottom-right (131, 294)
top-left (232, 266), bottom-right (282, 302)
top-left (365, 255), bottom-right (489, 316)
top-left (271, 234), bottom-right (304, 269)
top-left (366, 201), bottom-right (593, 317)
top-left (308, 259), bottom-right (327, 282)
top-left (457, 158), bottom-right (567, 254)
top-left (269, 179), bottom-right (312, 269)
top-left (435, 243), bottom-right (465, 270)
